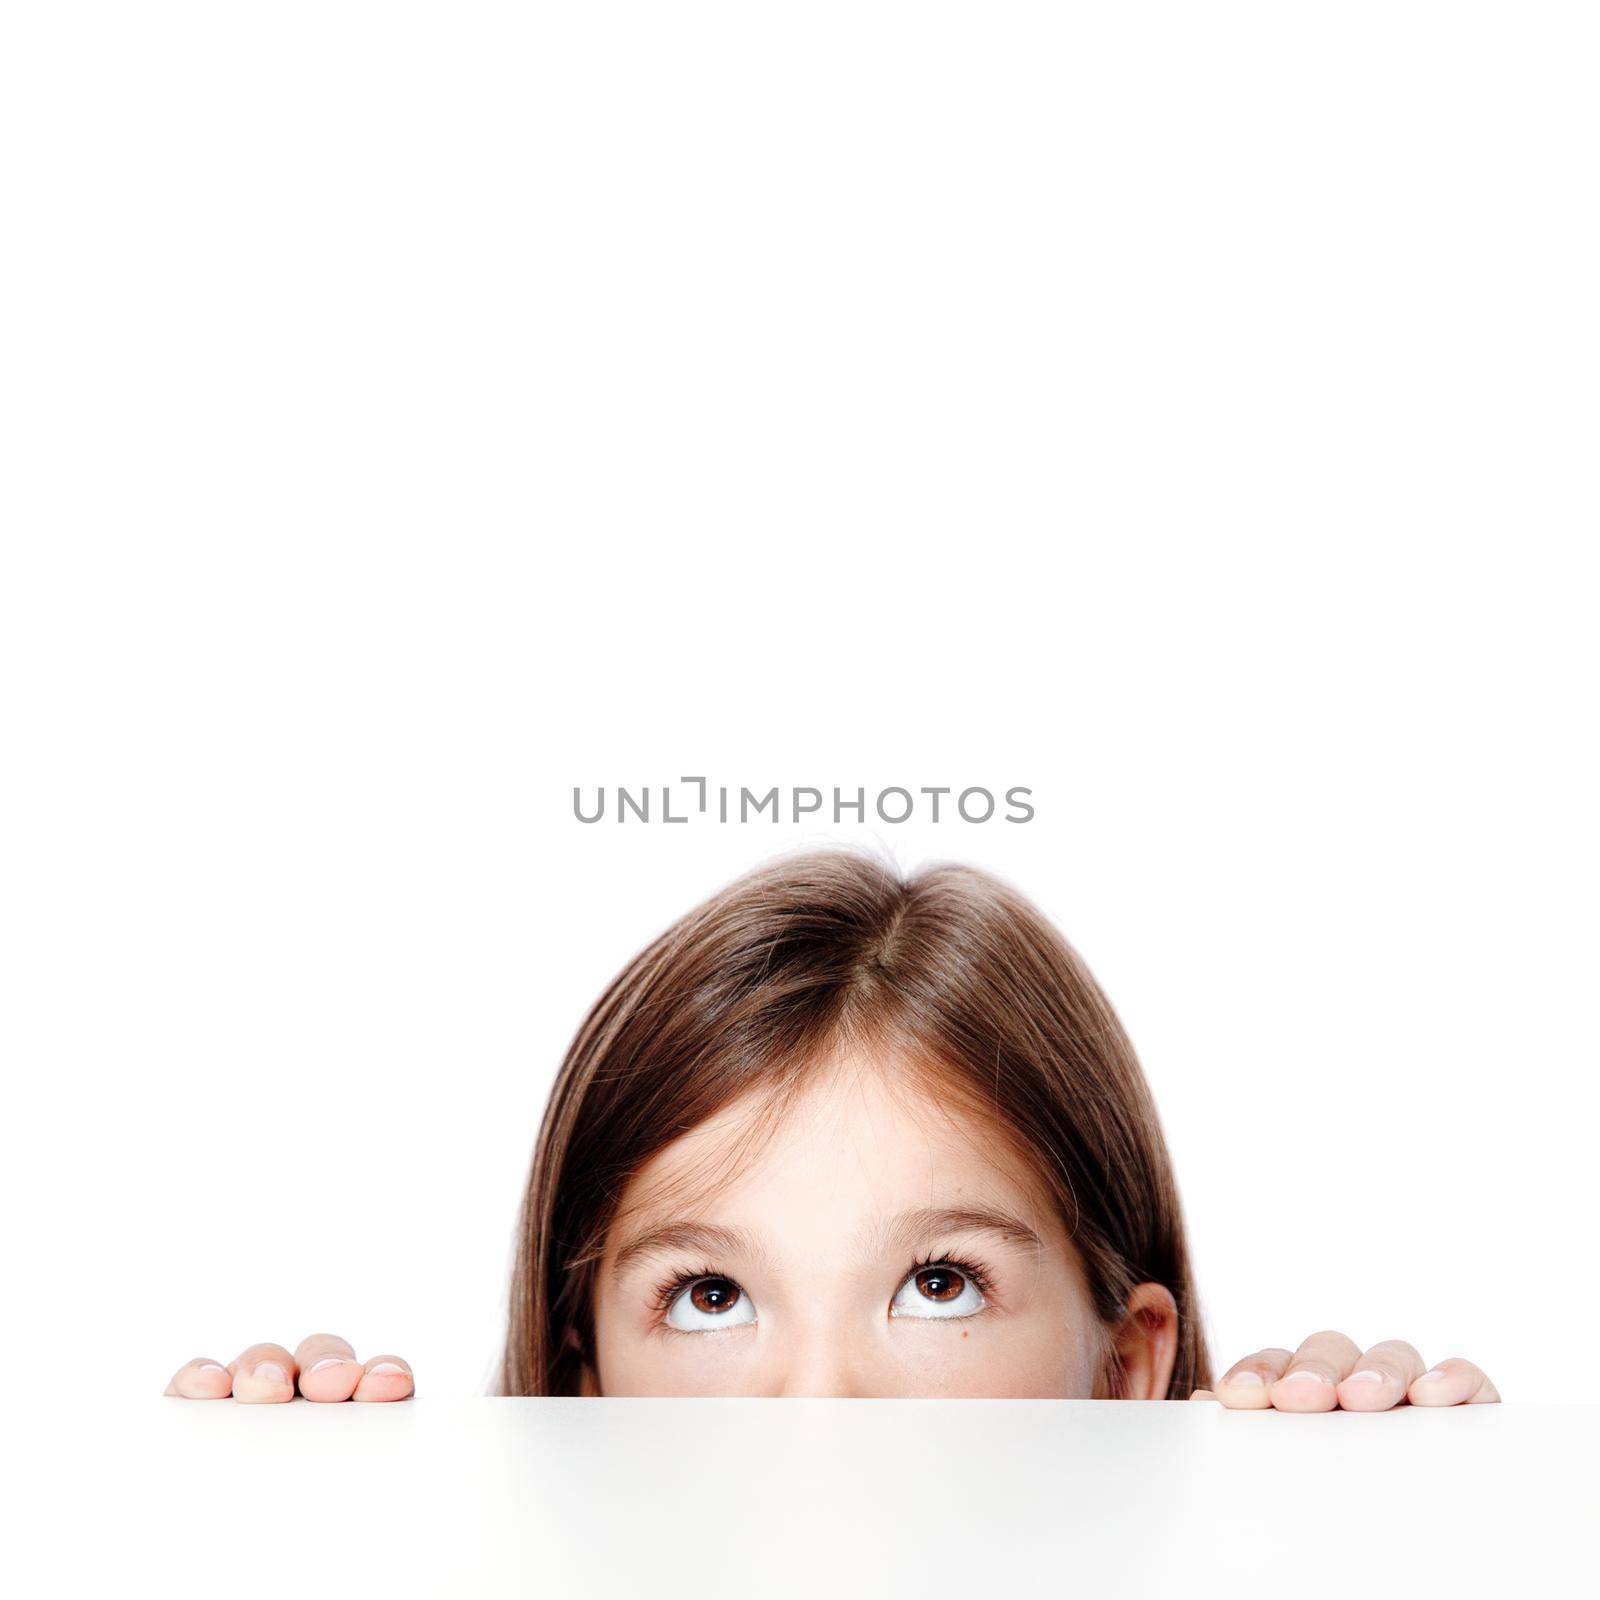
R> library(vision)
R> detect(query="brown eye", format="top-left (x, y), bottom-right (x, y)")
top-left (689, 1278), bottom-right (741, 1315)
top-left (892, 1261), bottom-right (986, 1320)
top-left (914, 1266), bottom-right (966, 1303)
top-left (665, 1274), bottom-right (757, 1331)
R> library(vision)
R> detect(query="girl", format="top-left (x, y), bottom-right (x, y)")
top-left (165, 850), bottom-right (1499, 1410)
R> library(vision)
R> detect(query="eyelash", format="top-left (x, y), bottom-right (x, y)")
top-left (647, 1250), bottom-right (997, 1329)
top-left (907, 1249), bottom-right (996, 1303)
top-left (649, 1263), bottom-right (725, 1320)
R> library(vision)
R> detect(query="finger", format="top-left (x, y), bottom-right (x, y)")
top-left (352, 1354), bottom-right (414, 1403)
top-left (1190, 1388), bottom-right (1216, 1401)
top-left (1337, 1338), bottom-right (1425, 1412)
top-left (1408, 1357), bottom-right (1501, 1406)
top-left (1271, 1330), bottom-right (1362, 1412)
top-left (1214, 1347), bottom-right (1293, 1409)
top-left (294, 1332), bottom-right (365, 1404)
top-left (228, 1341), bottom-right (297, 1404)
top-left (164, 1356), bottom-right (233, 1399)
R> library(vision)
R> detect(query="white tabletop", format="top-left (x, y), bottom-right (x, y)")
top-left (24, 1397), bottom-right (1596, 1597)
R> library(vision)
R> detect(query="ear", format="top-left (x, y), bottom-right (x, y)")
top-left (1111, 1282), bottom-right (1179, 1399)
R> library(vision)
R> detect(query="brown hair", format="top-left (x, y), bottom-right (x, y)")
top-left (501, 849), bottom-right (1210, 1398)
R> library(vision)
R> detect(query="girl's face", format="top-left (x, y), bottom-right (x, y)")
top-left (587, 1053), bottom-right (1108, 1397)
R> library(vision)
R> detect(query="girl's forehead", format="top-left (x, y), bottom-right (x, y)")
top-left (607, 1048), bottom-right (1064, 1245)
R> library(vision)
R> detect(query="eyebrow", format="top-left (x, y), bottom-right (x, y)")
top-left (610, 1221), bottom-right (771, 1280)
top-left (608, 1205), bottom-right (1041, 1281)
top-left (875, 1205), bottom-right (1043, 1256)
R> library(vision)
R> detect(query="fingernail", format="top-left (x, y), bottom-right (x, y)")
top-left (1420, 1367), bottom-right (1452, 1382)
top-left (198, 1363), bottom-right (228, 1374)
top-left (253, 1361), bottom-right (288, 1383)
top-left (1224, 1370), bottom-right (1264, 1386)
top-left (367, 1362), bottom-right (408, 1376)
top-left (309, 1356), bottom-right (354, 1374)
top-left (1280, 1369), bottom-right (1330, 1385)
top-left (1345, 1369), bottom-right (1387, 1385)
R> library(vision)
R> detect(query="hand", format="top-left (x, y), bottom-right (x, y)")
top-left (163, 1333), bottom-right (414, 1404)
top-left (1190, 1330), bottom-right (1499, 1411)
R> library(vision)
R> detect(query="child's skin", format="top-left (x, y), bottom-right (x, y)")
top-left (163, 1340), bottom-right (413, 1404)
top-left (164, 1051), bottom-right (1499, 1409)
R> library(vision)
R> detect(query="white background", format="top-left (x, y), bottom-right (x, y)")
top-left (3, 3), bottom-right (1595, 1409)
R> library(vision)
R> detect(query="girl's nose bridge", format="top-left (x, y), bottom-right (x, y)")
top-left (768, 1305), bottom-right (876, 1397)
top-left (774, 1348), bottom-right (859, 1398)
